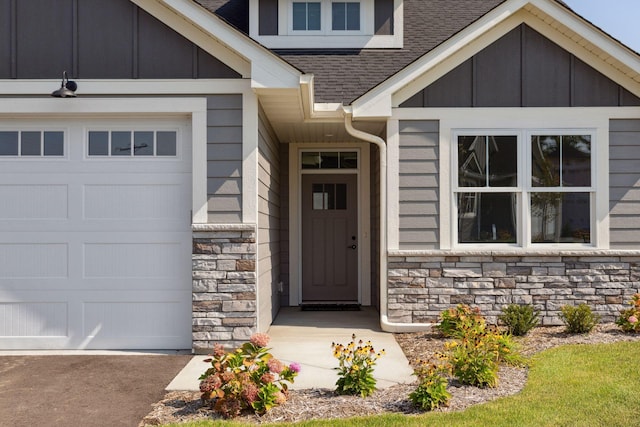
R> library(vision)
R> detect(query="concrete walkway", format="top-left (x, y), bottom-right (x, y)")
top-left (167, 307), bottom-right (415, 391)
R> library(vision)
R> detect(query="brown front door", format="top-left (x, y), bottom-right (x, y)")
top-left (301, 174), bottom-right (358, 302)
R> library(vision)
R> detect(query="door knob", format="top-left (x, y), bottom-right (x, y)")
top-left (348, 244), bottom-right (357, 250)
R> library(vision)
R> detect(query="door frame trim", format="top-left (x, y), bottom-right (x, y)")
top-left (289, 143), bottom-right (371, 306)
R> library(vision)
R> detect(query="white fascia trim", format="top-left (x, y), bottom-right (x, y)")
top-left (351, 0), bottom-right (529, 118)
top-left (0, 79), bottom-right (250, 96)
top-left (135, 0), bottom-right (301, 89)
top-left (528, 0), bottom-right (640, 83)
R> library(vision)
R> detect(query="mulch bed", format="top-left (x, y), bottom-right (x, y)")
top-left (139, 324), bottom-right (640, 426)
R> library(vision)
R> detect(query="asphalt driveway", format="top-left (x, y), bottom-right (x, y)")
top-left (0, 354), bottom-right (192, 427)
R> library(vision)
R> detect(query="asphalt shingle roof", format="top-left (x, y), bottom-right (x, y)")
top-left (195, 1), bottom-right (564, 104)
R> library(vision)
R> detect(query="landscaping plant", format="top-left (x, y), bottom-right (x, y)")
top-left (437, 304), bottom-right (486, 338)
top-left (199, 333), bottom-right (299, 418)
top-left (409, 360), bottom-right (451, 410)
top-left (615, 293), bottom-right (640, 333)
top-left (332, 334), bottom-right (385, 397)
top-left (498, 304), bottom-right (540, 336)
top-left (441, 308), bottom-right (523, 388)
top-left (559, 303), bottom-right (600, 334)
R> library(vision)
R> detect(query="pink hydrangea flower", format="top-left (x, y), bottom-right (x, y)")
top-left (261, 372), bottom-right (276, 384)
top-left (289, 362), bottom-right (301, 373)
top-left (250, 333), bottom-right (270, 348)
top-left (267, 358), bottom-right (284, 374)
top-left (629, 315), bottom-right (638, 324)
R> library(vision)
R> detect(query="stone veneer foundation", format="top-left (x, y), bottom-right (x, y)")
top-left (192, 224), bottom-right (257, 353)
top-left (387, 252), bottom-right (640, 325)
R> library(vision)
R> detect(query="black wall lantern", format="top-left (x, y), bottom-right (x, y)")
top-left (51, 71), bottom-right (78, 98)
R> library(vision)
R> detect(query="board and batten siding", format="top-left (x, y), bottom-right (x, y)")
top-left (610, 119), bottom-right (640, 248)
top-left (0, 0), bottom-right (240, 79)
top-left (207, 95), bottom-right (243, 223)
top-left (401, 24), bottom-right (640, 108)
top-left (257, 106), bottom-right (281, 330)
top-left (398, 120), bottom-right (439, 249)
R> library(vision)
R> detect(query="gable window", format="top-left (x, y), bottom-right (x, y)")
top-left (453, 130), bottom-right (595, 247)
top-left (332, 2), bottom-right (360, 31)
top-left (292, 2), bottom-right (321, 31)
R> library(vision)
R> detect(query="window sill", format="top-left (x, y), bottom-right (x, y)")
top-left (388, 248), bottom-right (640, 257)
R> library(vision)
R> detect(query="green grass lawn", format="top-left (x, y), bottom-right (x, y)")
top-left (166, 341), bottom-right (640, 427)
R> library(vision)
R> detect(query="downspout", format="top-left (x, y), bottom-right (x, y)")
top-left (343, 109), bottom-right (434, 332)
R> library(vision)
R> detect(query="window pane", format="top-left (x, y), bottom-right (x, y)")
top-left (332, 3), bottom-right (346, 30)
top-left (0, 131), bottom-right (18, 155)
top-left (44, 132), bottom-right (64, 156)
top-left (302, 152), bottom-right (321, 169)
top-left (346, 2), bottom-right (360, 30)
top-left (457, 192), bottom-right (517, 243)
top-left (488, 136), bottom-right (517, 187)
top-left (531, 192), bottom-right (590, 243)
top-left (134, 131), bottom-right (154, 156)
top-left (88, 131), bottom-right (108, 156)
top-left (340, 151), bottom-right (358, 169)
top-left (562, 135), bottom-right (591, 187)
top-left (156, 131), bottom-right (177, 156)
top-left (21, 131), bottom-right (41, 156)
top-left (320, 152), bottom-right (339, 168)
top-left (293, 3), bottom-right (307, 30)
top-left (308, 2), bottom-right (321, 30)
top-left (532, 135), bottom-right (560, 187)
top-left (459, 135), bottom-right (517, 187)
top-left (111, 131), bottom-right (131, 156)
top-left (312, 183), bottom-right (325, 210)
top-left (336, 183), bottom-right (347, 209)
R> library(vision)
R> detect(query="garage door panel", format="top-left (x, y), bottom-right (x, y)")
top-left (83, 183), bottom-right (185, 220)
top-left (0, 243), bottom-right (68, 278)
top-left (0, 301), bottom-right (68, 337)
top-left (84, 242), bottom-right (186, 278)
top-left (0, 184), bottom-right (68, 219)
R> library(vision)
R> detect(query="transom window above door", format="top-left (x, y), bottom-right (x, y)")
top-left (88, 130), bottom-right (177, 157)
top-left (302, 151), bottom-right (358, 169)
top-left (454, 130), bottom-right (594, 247)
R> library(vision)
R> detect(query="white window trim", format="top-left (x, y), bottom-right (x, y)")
top-left (249, 0), bottom-right (403, 49)
top-left (0, 128), bottom-right (68, 159)
top-left (287, 0), bottom-right (368, 36)
top-left (389, 107), bottom-right (614, 252)
top-left (451, 128), bottom-right (597, 250)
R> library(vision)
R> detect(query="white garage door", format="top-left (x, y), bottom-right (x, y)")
top-left (0, 117), bottom-right (192, 350)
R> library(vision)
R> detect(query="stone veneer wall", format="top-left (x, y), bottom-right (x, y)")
top-left (192, 225), bottom-right (257, 353)
top-left (387, 253), bottom-right (640, 325)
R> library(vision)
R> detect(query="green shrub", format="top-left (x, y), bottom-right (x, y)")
top-left (199, 333), bottom-right (299, 418)
top-left (615, 293), bottom-right (640, 333)
top-left (409, 361), bottom-right (451, 411)
top-left (332, 334), bottom-right (385, 397)
top-left (498, 304), bottom-right (540, 336)
top-left (437, 304), bottom-right (485, 338)
top-left (445, 332), bottom-right (499, 388)
top-left (560, 304), bottom-right (600, 334)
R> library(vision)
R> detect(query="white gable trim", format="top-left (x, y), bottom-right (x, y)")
top-left (132, 0), bottom-right (302, 89)
top-left (351, 0), bottom-right (640, 118)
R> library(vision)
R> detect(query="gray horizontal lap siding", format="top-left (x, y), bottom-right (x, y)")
top-left (1, 0), bottom-right (240, 79)
top-left (207, 95), bottom-right (243, 223)
top-left (610, 120), bottom-right (640, 248)
top-left (398, 120), bottom-right (439, 249)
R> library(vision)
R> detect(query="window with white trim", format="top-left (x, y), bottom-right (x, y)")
top-left (292, 2), bottom-right (321, 31)
top-left (454, 130), bottom-right (594, 247)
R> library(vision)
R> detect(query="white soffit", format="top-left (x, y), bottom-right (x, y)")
top-left (351, 0), bottom-right (640, 119)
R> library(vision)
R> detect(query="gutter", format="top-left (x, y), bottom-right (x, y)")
top-left (342, 108), bottom-right (434, 332)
